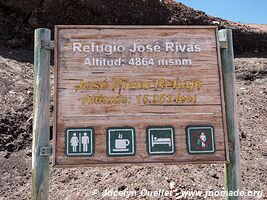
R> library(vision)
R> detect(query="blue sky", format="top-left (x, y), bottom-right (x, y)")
top-left (177, 0), bottom-right (267, 24)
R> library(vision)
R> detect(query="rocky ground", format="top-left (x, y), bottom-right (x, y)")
top-left (0, 0), bottom-right (267, 57)
top-left (246, 24), bottom-right (267, 33)
top-left (0, 56), bottom-right (266, 199)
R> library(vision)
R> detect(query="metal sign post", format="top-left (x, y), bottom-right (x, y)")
top-left (32, 28), bottom-right (52, 200)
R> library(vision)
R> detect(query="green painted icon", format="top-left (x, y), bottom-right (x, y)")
top-left (107, 127), bottom-right (135, 156)
top-left (146, 126), bottom-right (175, 155)
top-left (65, 128), bottom-right (94, 156)
top-left (186, 126), bottom-right (215, 154)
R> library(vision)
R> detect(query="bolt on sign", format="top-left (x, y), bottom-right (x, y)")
top-left (53, 26), bottom-right (229, 166)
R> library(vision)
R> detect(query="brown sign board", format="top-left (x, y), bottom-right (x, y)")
top-left (53, 25), bottom-right (229, 167)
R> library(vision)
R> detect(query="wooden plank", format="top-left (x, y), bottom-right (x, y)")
top-left (219, 29), bottom-right (242, 200)
top-left (54, 26), bottom-right (228, 166)
top-left (32, 28), bottom-right (51, 200)
top-left (55, 25), bottom-right (219, 30)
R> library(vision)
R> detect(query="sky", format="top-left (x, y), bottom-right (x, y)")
top-left (177, 0), bottom-right (267, 24)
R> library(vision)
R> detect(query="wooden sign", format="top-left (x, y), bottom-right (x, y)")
top-left (53, 26), bottom-right (229, 167)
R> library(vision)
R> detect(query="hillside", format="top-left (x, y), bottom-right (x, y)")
top-left (0, 0), bottom-right (267, 57)
top-left (0, 55), bottom-right (266, 199)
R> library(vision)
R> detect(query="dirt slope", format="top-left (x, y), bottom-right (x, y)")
top-left (0, 0), bottom-right (267, 57)
top-left (246, 24), bottom-right (267, 33)
top-left (0, 55), bottom-right (33, 155)
top-left (0, 57), bottom-right (266, 200)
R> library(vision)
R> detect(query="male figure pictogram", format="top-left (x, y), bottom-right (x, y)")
top-left (199, 132), bottom-right (207, 147)
top-left (82, 133), bottom-right (90, 152)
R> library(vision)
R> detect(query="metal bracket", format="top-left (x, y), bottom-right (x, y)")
top-left (40, 146), bottom-right (52, 156)
top-left (41, 40), bottom-right (55, 50)
top-left (228, 141), bottom-right (234, 152)
top-left (219, 41), bottom-right (228, 49)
